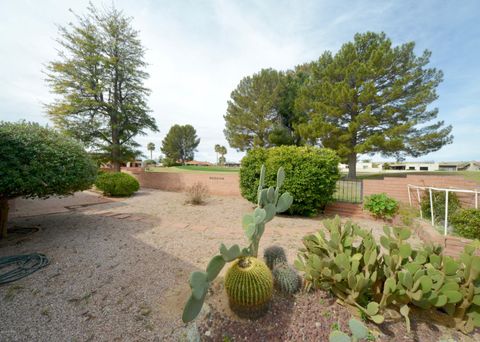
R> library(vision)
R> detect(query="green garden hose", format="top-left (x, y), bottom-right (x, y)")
top-left (0, 253), bottom-right (49, 285)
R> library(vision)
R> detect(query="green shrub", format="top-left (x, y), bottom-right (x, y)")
top-left (144, 159), bottom-right (156, 165)
top-left (0, 121), bottom-right (97, 238)
top-left (95, 172), bottom-right (139, 197)
top-left (240, 146), bottom-right (340, 216)
top-left (363, 193), bottom-right (399, 219)
top-left (451, 208), bottom-right (480, 239)
top-left (162, 157), bottom-right (180, 167)
top-left (239, 148), bottom-right (269, 202)
top-left (421, 191), bottom-right (461, 224)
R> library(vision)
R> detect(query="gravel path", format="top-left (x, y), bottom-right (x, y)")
top-left (0, 189), bottom-right (466, 341)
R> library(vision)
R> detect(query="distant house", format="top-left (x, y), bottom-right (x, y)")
top-left (339, 160), bottom-right (480, 173)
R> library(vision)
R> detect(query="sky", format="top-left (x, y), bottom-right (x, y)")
top-left (0, 0), bottom-right (479, 163)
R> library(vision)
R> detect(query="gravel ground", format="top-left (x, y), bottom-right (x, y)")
top-left (0, 189), bottom-right (473, 341)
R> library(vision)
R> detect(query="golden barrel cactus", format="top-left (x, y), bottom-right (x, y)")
top-left (225, 256), bottom-right (273, 318)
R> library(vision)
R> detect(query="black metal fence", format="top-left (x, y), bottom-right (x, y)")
top-left (333, 180), bottom-right (363, 203)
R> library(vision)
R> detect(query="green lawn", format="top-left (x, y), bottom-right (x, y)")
top-left (147, 165), bottom-right (240, 173)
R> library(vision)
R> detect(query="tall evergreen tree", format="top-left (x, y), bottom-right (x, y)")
top-left (45, 3), bottom-right (158, 172)
top-left (224, 67), bottom-right (309, 151)
top-left (161, 125), bottom-right (200, 164)
top-left (296, 32), bottom-right (452, 178)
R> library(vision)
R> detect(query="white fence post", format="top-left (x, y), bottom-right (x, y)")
top-left (416, 188), bottom-right (422, 219)
top-left (408, 185), bottom-right (412, 206)
top-left (429, 188), bottom-right (434, 227)
top-left (444, 190), bottom-right (449, 236)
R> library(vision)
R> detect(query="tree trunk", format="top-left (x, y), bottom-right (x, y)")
top-left (0, 197), bottom-right (9, 240)
top-left (112, 145), bottom-right (121, 172)
top-left (150, 150), bottom-right (153, 160)
top-left (347, 153), bottom-right (357, 179)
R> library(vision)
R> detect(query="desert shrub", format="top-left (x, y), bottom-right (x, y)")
top-left (451, 208), bottom-right (480, 239)
top-left (0, 121), bottom-right (97, 238)
top-left (240, 146), bottom-right (340, 216)
top-left (95, 172), bottom-right (139, 197)
top-left (421, 190), bottom-right (461, 224)
top-left (398, 203), bottom-right (419, 226)
top-left (295, 216), bottom-right (480, 333)
top-left (363, 193), bottom-right (399, 219)
top-left (185, 182), bottom-right (209, 205)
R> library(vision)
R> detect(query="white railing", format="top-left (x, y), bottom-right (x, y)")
top-left (407, 184), bottom-right (479, 236)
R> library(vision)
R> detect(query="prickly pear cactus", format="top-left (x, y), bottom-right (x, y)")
top-left (225, 257), bottom-right (273, 318)
top-left (273, 262), bottom-right (301, 294)
top-left (264, 245), bottom-right (287, 270)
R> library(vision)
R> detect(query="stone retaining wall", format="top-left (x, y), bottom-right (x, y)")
top-left (127, 170), bottom-right (241, 196)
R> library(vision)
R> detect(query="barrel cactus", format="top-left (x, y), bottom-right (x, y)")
top-left (264, 245), bottom-right (287, 270)
top-left (273, 262), bottom-right (301, 294)
top-left (225, 257), bottom-right (273, 318)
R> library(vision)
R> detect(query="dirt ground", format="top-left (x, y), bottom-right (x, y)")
top-left (0, 189), bottom-right (477, 341)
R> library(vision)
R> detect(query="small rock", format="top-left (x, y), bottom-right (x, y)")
top-left (205, 330), bottom-right (211, 337)
top-left (315, 322), bottom-right (321, 328)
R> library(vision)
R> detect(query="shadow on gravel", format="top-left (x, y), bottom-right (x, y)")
top-left (0, 209), bottom-right (199, 341)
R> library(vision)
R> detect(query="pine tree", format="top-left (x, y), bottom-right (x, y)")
top-left (161, 125), bottom-right (200, 164)
top-left (45, 4), bottom-right (158, 172)
top-left (296, 32), bottom-right (452, 178)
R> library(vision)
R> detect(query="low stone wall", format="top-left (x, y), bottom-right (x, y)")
top-left (127, 170), bottom-right (241, 196)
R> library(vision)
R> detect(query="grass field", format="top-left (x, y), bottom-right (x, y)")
top-left (147, 165), bottom-right (240, 173)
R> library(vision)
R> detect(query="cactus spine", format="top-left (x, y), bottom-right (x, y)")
top-left (272, 262), bottom-right (301, 294)
top-left (264, 245), bottom-right (287, 270)
top-left (225, 257), bottom-right (273, 318)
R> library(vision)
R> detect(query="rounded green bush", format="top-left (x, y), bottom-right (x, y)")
top-left (240, 146), bottom-right (340, 216)
top-left (451, 209), bottom-right (480, 240)
top-left (421, 191), bottom-right (461, 224)
top-left (95, 172), bottom-right (139, 197)
top-left (364, 193), bottom-right (399, 219)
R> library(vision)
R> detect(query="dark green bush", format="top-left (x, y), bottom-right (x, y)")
top-left (239, 148), bottom-right (269, 202)
top-left (451, 208), bottom-right (480, 239)
top-left (421, 191), bottom-right (461, 224)
top-left (363, 193), bottom-right (399, 219)
top-left (0, 121), bottom-right (97, 238)
top-left (240, 146), bottom-right (340, 216)
top-left (95, 172), bottom-right (139, 197)
top-left (144, 159), bottom-right (156, 165)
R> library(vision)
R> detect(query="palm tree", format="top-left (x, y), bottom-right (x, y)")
top-left (218, 146), bottom-right (227, 165)
top-left (214, 144), bottom-right (221, 165)
top-left (147, 142), bottom-right (155, 160)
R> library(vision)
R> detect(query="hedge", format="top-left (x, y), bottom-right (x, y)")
top-left (240, 146), bottom-right (340, 216)
top-left (451, 208), bottom-right (480, 240)
top-left (95, 172), bottom-right (140, 197)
